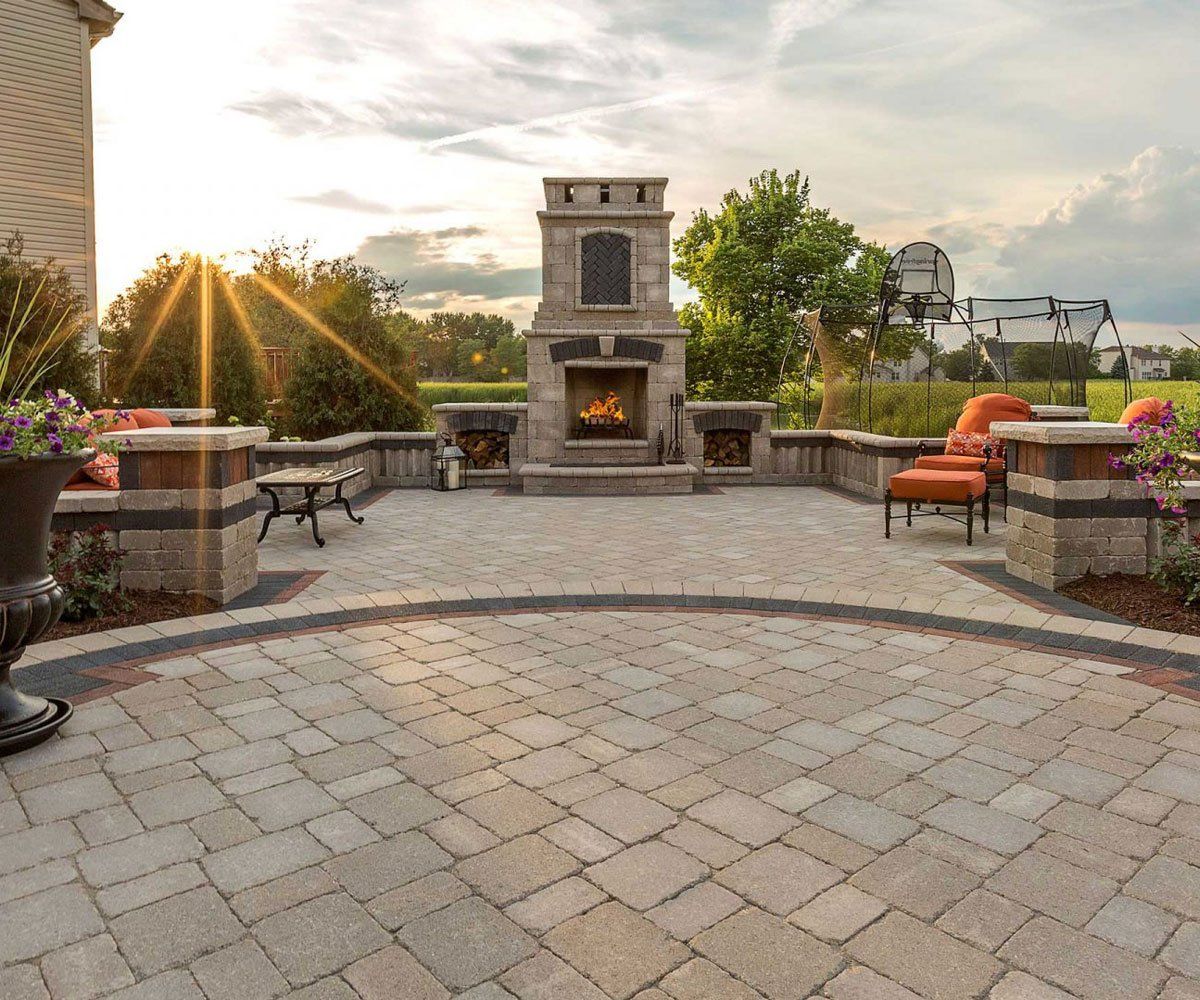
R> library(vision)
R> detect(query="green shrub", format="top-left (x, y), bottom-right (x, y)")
top-left (279, 258), bottom-right (426, 438)
top-left (1, 234), bottom-right (98, 402)
top-left (417, 382), bottom-right (527, 406)
top-left (49, 526), bottom-right (129, 621)
top-left (102, 254), bottom-right (268, 422)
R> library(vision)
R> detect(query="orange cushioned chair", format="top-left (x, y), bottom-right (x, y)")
top-left (886, 468), bottom-right (990, 546)
top-left (62, 408), bottom-right (172, 491)
top-left (1118, 397), bottom-right (1167, 427)
top-left (914, 393), bottom-right (1033, 509)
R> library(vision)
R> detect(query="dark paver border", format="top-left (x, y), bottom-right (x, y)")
top-left (939, 559), bottom-right (1131, 625)
top-left (21, 593), bottom-right (1200, 707)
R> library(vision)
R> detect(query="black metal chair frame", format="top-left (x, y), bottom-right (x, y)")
top-left (884, 486), bottom-right (990, 546)
top-left (257, 469), bottom-right (365, 548)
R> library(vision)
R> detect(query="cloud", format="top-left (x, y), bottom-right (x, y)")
top-left (768, 0), bottom-right (865, 59)
top-left (988, 146), bottom-right (1200, 325)
top-left (290, 190), bottom-right (393, 214)
top-left (356, 226), bottom-right (539, 310)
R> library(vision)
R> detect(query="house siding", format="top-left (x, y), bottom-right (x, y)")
top-left (0, 0), bottom-right (98, 340)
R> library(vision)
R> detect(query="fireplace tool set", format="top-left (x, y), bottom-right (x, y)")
top-left (664, 392), bottom-right (686, 464)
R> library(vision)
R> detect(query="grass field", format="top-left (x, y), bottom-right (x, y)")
top-left (418, 382), bottom-right (528, 406)
top-left (778, 380), bottom-right (1198, 436)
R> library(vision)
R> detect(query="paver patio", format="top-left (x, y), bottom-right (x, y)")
top-left (6, 487), bottom-right (1200, 998)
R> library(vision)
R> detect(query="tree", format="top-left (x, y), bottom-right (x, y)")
top-left (275, 256), bottom-right (426, 438)
top-left (672, 169), bottom-right (890, 400)
top-left (412, 312), bottom-right (523, 379)
top-left (102, 254), bottom-right (267, 422)
top-left (1, 233), bottom-right (97, 401)
top-left (1109, 351), bottom-right (1129, 382)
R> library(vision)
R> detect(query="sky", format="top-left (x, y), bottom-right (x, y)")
top-left (90, 0), bottom-right (1200, 346)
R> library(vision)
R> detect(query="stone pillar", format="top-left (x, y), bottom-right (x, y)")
top-left (101, 426), bottom-right (269, 603)
top-left (992, 421), bottom-right (1147, 590)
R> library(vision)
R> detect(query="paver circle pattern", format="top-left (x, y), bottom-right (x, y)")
top-left (3, 606), bottom-right (1200, 999)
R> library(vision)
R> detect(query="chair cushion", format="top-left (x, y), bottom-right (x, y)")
top-left (956, 393), bottom-right (1032, 434)
top-left (1118, 397), bottom-right (1167, 427)
top-left (889, 468), bottom-right (987, 503)
top-left (129, 408), bottom-right (172, 429)
top-left (915, 454), bottom-right (1004, 474)
top-left (63, 480), bottom-right (116, 492)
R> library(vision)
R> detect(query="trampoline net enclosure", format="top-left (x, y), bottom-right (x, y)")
top-left (779, 243), bottom-right (1130, 436)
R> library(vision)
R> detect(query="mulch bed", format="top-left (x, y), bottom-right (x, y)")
top-left (44, 591), bottom-right (220, 642)
top-left (1060, 573), bottom-right (1200, 637)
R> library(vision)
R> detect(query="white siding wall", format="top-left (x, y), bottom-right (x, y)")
top-left (0, 0), bottom-right (97, 337)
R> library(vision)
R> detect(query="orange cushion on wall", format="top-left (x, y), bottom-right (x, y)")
top-left (956, 393), bottom-right (1033, 434)
top-left (129, 408), bottom-right (172, 429)
top-left (1118, 397), bottom-right (1167, 427)
top-left (89, 409), bottom-right (140, 434)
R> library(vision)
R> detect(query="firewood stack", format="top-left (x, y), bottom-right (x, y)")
top-left (456, 431), bottom-right (510, 469)
top-left (704, 429), bottom-right (751, 467)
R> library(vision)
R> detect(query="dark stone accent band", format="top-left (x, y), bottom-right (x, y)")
top-left (692, 410), bottom-right (763, 434)
top-left (612, 337), bottom-right (664, 362)
top-left (1007, 490), bottom-right (1156, 519)
top-left (550, 338), bottom-right (601, 362)
top-left (52, 497), bottom-right (258, 534)
top-left (446, 412), bottom-right (518, 434)
top-left (22, 592), bottom-right (1200, 703)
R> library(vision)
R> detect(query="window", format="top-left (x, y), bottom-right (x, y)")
top-left (580, 232), bottom-right (631, 306)
top-left (636, 184), bottom-right (646, 203)
top-left (599, 184), bottom-right (610, 204)
top-left (564, 184), bottom-right (574, 203)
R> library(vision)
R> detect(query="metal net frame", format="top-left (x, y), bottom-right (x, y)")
top-left (778, 296), bottom-right (1131, 436)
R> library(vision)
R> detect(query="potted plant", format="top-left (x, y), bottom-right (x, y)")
top-left (0, 274), bottom-right (123, 754)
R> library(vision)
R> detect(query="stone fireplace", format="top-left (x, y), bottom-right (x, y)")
top-left (520, 177), bottom-right (696, 493)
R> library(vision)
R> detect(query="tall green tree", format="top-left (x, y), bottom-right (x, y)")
top-left (273, 255), bottom-right (426, 438)
top-left (673, 169), bottom-right (890, 400)
top-left (103, 254), bottom-right (267, 421)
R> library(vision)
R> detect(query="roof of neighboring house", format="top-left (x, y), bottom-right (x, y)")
top-left (75, 0), bottom-right (122, 44)
top-left (1098, 346), bottom-right (1171, 361)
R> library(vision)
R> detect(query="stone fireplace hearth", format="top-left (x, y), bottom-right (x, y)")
top-left (520, 177), bottom-right (696, 493)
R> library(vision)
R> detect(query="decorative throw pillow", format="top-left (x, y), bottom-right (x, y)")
top-left (945, 428), bottom-right (1004, 462)
top-left (81, 451), bottom-right (119, 489)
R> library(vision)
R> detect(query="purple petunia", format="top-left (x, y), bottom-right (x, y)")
top-left (0, 435), bottom-right (12, 452)
top-left (12, 415), bottom-right (32, 429)
top-left (47, 433), bottom-right (63, 454)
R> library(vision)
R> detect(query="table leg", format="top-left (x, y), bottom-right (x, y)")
top-left (257, 488), bottom-right (281, 543)
top-left (335, 481), bottom-right (365, 526)
top-left (305, 487), bottom-right (325, 547)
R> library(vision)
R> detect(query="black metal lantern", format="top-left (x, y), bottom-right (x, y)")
top-left (431, 434), bottom-right (468, 491)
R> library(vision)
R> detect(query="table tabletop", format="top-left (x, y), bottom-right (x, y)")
top-left (256, 466), bottom-right (365, 489)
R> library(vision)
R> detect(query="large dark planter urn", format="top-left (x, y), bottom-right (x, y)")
top-left (0, 450), bottom-right (91, 756)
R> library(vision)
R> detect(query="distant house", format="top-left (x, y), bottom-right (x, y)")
top-left (0, 0), bottom-right (121, 344)
top-left (1097, 346), bottom-right (1171, 380)
top-left (874, 343), bottom-right (946, 382)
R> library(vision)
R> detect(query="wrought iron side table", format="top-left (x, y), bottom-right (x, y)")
top-left (256, 467), bottom-right (366, 547)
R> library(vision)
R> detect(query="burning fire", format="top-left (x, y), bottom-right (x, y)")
top-left (580, 390), bottom-right (626, 423)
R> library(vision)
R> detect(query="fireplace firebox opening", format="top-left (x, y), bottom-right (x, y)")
top-left (565, 367), bottom-right (647, 440)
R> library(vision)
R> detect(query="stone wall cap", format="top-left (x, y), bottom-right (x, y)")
top-left (991, 421), bottom-right (1132, 444)
top-left (150, 407), bottom-right (217, 421)
top-left (544, 177), bottom-right (669, 184)
top-left (519, 462), bottom-right (696, 477)
top-left (54, 491), bottom-right (120, 513)
top-left (770, 430), bottom-right (832, 441)
top-left (104, 426), bottom-right (270, 451)
top-left (685, 401), bottom-right (777, 412)
top-left (537, 210), bottom-right (673, 221)
top-left (830, 429), bottom-right (941, 448)
top-left (1031, 405), bottom-right (1091, 418)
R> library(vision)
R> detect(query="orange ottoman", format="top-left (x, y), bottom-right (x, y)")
top-left (886, 469), bottom-right (989, 545)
